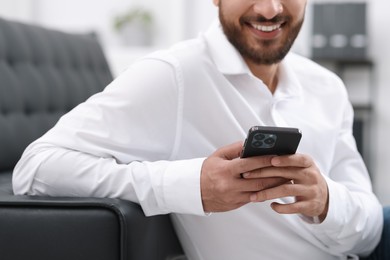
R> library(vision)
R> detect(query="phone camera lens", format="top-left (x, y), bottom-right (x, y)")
top-left (264, 137), bottom-right (275, 145)
top-left (252, 141), bottom-right (263, 148)
top-left (254, 133), bottom-right (265, 141)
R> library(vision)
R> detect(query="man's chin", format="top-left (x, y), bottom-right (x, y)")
top-left (241, 47), bottom-right (287, 65)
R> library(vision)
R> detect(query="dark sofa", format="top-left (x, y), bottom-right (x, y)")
top-left (0, 17), bottom-right (184, 260)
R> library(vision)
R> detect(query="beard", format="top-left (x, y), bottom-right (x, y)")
top-left (218, 6), bottom-right (304, 65)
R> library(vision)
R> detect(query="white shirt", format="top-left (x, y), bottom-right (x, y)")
top-left (13, 22), bottom-right (382, 260)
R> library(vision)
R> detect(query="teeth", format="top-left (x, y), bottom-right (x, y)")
top-left (252, 23), bottom-right (281, 32)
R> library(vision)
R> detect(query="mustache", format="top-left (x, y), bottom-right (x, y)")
top-left (240, 15), bottom-right (290, 24)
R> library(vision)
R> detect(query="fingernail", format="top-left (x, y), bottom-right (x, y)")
top-left (272, 157), bottom-right (281, 165)
top-left (242, 172), bottom-right (250, 178)
top-left (250, 194), bottom-right (257, 202)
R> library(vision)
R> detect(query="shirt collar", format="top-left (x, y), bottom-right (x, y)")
top-left (275, 54), bottom-right (303, 100)
top-left (203, 20), bottom-right (252, 75)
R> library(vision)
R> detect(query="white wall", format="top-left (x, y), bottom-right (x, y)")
top-left (0, 0), bottom-right (38, 22)
top-left (184, 1), bottom-right (218, 39)
top-left (1, 0), bottom-right (389, 205)
top-left (369, 0), bottom-right (390, 205)
top-left (34, 0), bottom-right (186, 47)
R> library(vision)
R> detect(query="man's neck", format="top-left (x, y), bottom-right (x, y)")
top-left (245, 60), bottom-right (280, 94)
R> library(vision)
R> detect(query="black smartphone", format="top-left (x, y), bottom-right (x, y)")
top-left (241, 126), bottom-right (302, 158)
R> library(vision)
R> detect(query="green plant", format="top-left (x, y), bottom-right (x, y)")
top-left (113, 7), bottom-right (153, 32)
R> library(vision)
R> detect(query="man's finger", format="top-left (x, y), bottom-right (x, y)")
top-left (214, 141), bottom-right (244, 160)
top-left (271, 154), bottom-right (313, 168)
top-left (250, 183), bottom-right (308, 202)
top-left (230, 156), bottom-right (275, 178)
top-left (237, 177), bottom-right (290, 192)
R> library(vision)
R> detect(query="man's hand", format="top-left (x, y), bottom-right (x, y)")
top-left (243, 154), bottom-right (329, 222)
top-left (200, 141), bottom-right (289, 213)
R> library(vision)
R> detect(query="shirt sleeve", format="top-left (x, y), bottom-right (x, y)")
top-left (305, 100), bottom-right (383, 257)
top-left (12, 57), bottom-right (206, 216)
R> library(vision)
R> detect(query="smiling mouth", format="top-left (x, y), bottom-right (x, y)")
top-left (249, 22), bottom-right (283, 32)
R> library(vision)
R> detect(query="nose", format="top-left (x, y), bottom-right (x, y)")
top-left (252, 0), bottom-right (283, 19)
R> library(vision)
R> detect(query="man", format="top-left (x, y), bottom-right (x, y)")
top-left (13, 0), bottom-right (385, 259)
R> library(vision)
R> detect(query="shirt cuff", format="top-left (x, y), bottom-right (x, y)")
top-left (302, 176), bottom-right (351, 245)
top-left (313, 176), bottom-right (347, 229)
top-left (162, 157), bottom-right (206, 216)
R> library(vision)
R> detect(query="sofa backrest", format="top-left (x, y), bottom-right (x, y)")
top-left (0, 17), bottom-right (113, 173)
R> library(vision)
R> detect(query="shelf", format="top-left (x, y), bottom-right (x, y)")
top-left (313, 58), bottom-right (373, 67)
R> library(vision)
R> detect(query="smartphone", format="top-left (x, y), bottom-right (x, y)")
top-left (241, 126), bottom-right (302, 158)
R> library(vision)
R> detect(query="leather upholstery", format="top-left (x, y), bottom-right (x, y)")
top-left (0, 17), bottom-right (112, 172)
top-left (0, 17), bottom-right (184, 260)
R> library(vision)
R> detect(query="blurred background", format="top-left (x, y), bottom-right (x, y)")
top-left (1, 0), bottom-right (389, 206)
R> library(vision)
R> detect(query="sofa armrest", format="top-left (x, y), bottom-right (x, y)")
top-left (0, 192), bottom-right (184, 260)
